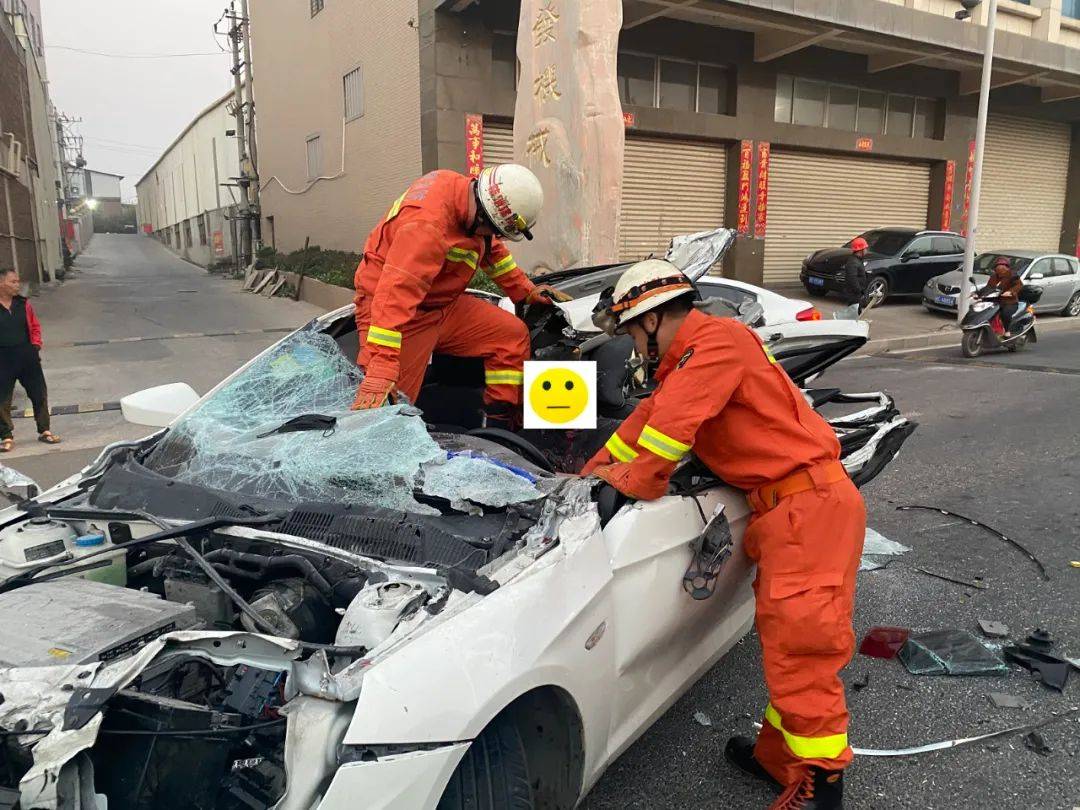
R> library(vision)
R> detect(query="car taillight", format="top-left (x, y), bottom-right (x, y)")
top-left (796, 307), bottom-right (822, 321)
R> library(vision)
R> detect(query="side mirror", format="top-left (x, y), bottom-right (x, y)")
top-left (737, 300), bottom-right (766, 326)
top-left (1029, 272), bottom-right (1045, 280)
top-left (1, 464), bottom-right (39, 504)
top-left (969, 276), bottom-right (977, 284)
top-left (121, 382), bottom-right (200, 427)
top-left (900, 251), bottom-right (920, 262)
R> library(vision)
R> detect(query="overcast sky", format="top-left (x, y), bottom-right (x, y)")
top-left (40, 0), bottom-right (236, 202)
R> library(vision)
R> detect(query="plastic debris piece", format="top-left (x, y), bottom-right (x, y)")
top-left (978, 619), bottom-right (1010, 639)
top-left (859, 626), bottom-right (911, 660)
top-left (1003, 645), bottom-right (1071, 692)
top-left (988, 692), bottom-right (1031, 709)
top-left (1023, 731), bottom-right (1051, 756)
top-left (852, 672), bottom-right (870, 692)
top-left (915, 567), bottom-right (987, 590)
top-left (693, 711), bottom-right (713, 727)
top-left (897, 505), bottom-right (1048, 581)
top-left (863, 528), bottom-right (911, 556)
top-left (1026, 629), bottom-right (1054, 650)
top-left (1070, 561), bottom-right (1080, 568)
top-left (898, 629), bottom-right (1007, 676)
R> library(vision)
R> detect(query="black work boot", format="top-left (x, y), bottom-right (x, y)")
top-left (724, 736), bottom-right (782, 792)
top-left (768, 767), bottom-right (844, 810)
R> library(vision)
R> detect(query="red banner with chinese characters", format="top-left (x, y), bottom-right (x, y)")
top-left (961, 140), bottom-right (976, 236)
top-left (855, 137), bottom-right (873, 152)
top-left (941, 160), bottom-right (956, 232)
top-left (623, 112), bottom-right (635, 127)
top-left (465, 114), bottom-right (484, 178)
top-left (736, 140), bottom-right (753, 235)
top-left (754, 141), bottom-right (771, 239)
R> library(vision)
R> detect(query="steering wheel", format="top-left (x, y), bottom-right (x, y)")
top-left (466, 428), bottom-right (554, 473)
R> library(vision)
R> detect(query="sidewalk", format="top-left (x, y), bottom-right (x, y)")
top-left (769, 284), bottom-right (1080, 352)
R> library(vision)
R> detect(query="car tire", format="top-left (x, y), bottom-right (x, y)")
top-left (961, 330), bottom-right (983, 358)
top-left (1063, 291), bottom-right (1080, 317)
top-left (439, 715), bottom-right (534, 810)
top-left (865, 276), bottom-right (890, 301)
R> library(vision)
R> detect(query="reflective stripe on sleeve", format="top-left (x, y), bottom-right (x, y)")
top-left (638, 425), bottom-right (691, 462)
top-left (485, 254), bottom-right (518, 279)
top-left (485, 369), bottom-right (524, 386)
top-left (386, 192), bottom-right (407, 221)
top-left (764, 705), bottom-right (849, 760)
top-left (446, 247), bottom-right (479, 270)
top-left (366, 326), bottom-right (402, 350)
top-left (605, 433), bottom-right (639, 463)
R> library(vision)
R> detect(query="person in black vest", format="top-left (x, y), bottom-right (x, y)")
top-left (0, 267), bottom-right (60, 452)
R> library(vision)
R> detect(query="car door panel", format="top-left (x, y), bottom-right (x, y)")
top-left (1024, 259), bottom-right (1055, 312)
top-left (893, 237), bottom-right (936, 294)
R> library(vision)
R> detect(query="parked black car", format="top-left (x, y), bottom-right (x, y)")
top-left (800, 228), bottom-right (966, 302)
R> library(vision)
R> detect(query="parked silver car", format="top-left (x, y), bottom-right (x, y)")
top-left (923, 250), bottom-right (1080, 316)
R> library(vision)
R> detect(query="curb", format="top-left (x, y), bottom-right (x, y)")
top-left (862, 315), bottom-right (1080, 354)
top-left (10, 402), bottom-right (121, 420)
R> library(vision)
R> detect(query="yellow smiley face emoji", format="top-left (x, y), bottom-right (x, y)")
top-left (528, 367), bottom-right (589, 425)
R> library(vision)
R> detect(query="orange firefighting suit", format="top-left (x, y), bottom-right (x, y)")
top-left (353, 170), bottom-right (537, 405)
top-left (581, 309), bottom-right (866, 787)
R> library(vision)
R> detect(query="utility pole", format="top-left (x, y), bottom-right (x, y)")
top-left (225, 0), bottom-right (252, 269)
top-left (958, 0), bottom-right (998, 322)
top-left (239, 0), bottom-right (261, 252)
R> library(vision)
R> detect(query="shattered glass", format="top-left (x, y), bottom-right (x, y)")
top-left (859, 527), bottom-right (910, 571)
top-left (898, 629), bottom-right (1008, 676)
top-left (144, 330), bottom-right (546, 514)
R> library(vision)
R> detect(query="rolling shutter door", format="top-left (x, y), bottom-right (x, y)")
top-left (482, 121), bottom-right (515, 167)
top-left (620, 136), bottom-right (726, 262)
top-left (763, 151), bottom-right (930, 285)
top-left (978, 114), bottom-right (1069, 253)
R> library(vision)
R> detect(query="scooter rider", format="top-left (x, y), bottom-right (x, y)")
top-left (980, 256), bottom-right (1023, 337)
top-left (583, 259), bottom-right (865, 810)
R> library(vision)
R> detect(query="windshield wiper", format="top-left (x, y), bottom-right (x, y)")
top-left (256, 413), bottom-right (338, 439)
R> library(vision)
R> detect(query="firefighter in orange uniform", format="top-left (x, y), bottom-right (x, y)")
top-left (583, 259), bottom-right (864, 810)
top-left (352, 164), bottom-right (570, 428)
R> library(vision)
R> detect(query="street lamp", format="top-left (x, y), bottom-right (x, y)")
top-left (85, 198), bottom-right (99, 211)
top-left (958, 0), bottom-right (998, 322)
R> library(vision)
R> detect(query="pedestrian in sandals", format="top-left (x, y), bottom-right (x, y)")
top-left (0, 267), bottom-right (60, 452)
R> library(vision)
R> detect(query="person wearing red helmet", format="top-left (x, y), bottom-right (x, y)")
top-left (842, 236), bottom-right (872, 309)
top-left (980, 256), bottom-right (1024, 336)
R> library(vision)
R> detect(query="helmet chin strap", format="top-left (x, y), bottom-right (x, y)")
top-left (644, 313), bottom-right (664, 374)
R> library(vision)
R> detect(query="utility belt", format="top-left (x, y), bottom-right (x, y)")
top-left (747, 460), bottom-right (848, 515)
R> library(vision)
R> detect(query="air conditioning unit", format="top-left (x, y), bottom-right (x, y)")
top-left (0, 133), bottom-right (23, 180)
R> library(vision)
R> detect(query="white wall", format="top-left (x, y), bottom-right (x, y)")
top-left (86, 170), bottom-right (122, 200)
top-left (135, 93), bottom-right (240, 233)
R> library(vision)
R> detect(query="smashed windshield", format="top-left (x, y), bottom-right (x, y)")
top-left (143, 329), bottom-right (550, 515)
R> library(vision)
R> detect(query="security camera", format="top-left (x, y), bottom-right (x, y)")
top-left (955, 0), bottom-right (981, 20)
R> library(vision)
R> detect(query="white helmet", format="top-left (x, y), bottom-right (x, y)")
top-left (476, 163), bottom-right (543, 242)
top-left (593, 259), bottom-right (697, 335)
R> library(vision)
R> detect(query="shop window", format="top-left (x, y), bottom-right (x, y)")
top-left (306, 135), bottom-right (322, 181)
top-left (183, 220), bottom-right (193, 248)
top-left (198, 215), bottom-right (208, 246)
top-left (659, 59), bottom-right (696, 112)
top-left (775, 75), bottom-right (794, 125)
top-left (792, 78), bottom-right (827, 127)
top-left (856, 90), bottom-right (885, 134)
top-left (1065, 0), bottom-right (1080, 18)
top-left (913, 98), bottom-right (936, 139)
top-left (343, 65), bottom-right (363, 120)
top-left (886, 95), bottom-right (914, 137)
top-left (310, 0), bottom-right (324, 17)
top-left (618, 52), bottom-right (656, 107)
top-left (492, 32), bottom-right (517, 95)
top-left (827, 85), bottom-right (858, 131)
top-left (698, 65), bottom-right (730, 115)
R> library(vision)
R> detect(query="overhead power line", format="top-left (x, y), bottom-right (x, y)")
top-left (45, 45), bottom-right (225, 59)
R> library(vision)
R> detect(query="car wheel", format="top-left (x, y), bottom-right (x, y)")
top-left (439, 715), bottom-right (534, 810)
top-left (865, 276), bottom-right (889, 301)
top-left (961, 330), bottom-right (983, 358)
top-left (1063, 291), bottom-right (1080, 317)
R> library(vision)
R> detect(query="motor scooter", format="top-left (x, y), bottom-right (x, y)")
top-left (960, 285), bottom-right (1041, 358)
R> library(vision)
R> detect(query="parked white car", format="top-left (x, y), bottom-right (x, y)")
top-left (0, 231), bottom-right (913, 810)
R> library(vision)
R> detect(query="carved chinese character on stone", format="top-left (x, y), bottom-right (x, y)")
top-left (533, 1), bottom-right (559, 46)
top-left (533, 65), bottom-right (562, 103)
top-left (525, 129), bottom-right (552, 168)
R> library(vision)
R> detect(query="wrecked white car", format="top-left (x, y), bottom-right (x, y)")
top-left (0, 233), bottom-right (914, 810)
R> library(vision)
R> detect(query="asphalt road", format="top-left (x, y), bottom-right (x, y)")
top-left (5, 244), bottom-right (1079, 809)
top-left (582, 331), bottom-right (1080, 810)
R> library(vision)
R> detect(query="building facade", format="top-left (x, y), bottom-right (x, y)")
top-left (134, 92), bottom-right (242, 269)
top-left (251, 0), bottom-right (1080, 284)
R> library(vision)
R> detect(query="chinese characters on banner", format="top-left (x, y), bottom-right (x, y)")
top-left (623, 111), bottom-right (635, 127)
top-left (212, 230), bottom-right (225, 257)
top-left (961, 140), bottom-right (976, 236)
top-left (754, 142), bottom-right (771, 239)
top-left (855, 137), bottom-right (874, 152)
top-left (465, 114), bottom-right (484, 178)
top-left (736, 140), bottom-right (752, 235)
top-left (941, 160), bottom-right (956, 232)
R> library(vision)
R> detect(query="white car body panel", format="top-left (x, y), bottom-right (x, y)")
top-left (318, 746), bottom-right (471, 810)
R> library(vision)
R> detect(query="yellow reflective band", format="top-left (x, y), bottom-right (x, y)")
top-left (638, 425), bottom-right (691, 462)
top-left (386, 192), bottom-right (407, 221)
top-left (486, 254), bottom-right (518, 279)
top-left (763, 344), bottom-right (778, 364)
top-left (765, 705), bottom-right (849, 761)
top-left (485, 370), bottom-right (524, 385)
top-left (446, 248), bottom-right (479, 270)
top-left (367, 325), bottom-right (402, 350)
top-left (605, 433), bottom-right (639, 463)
